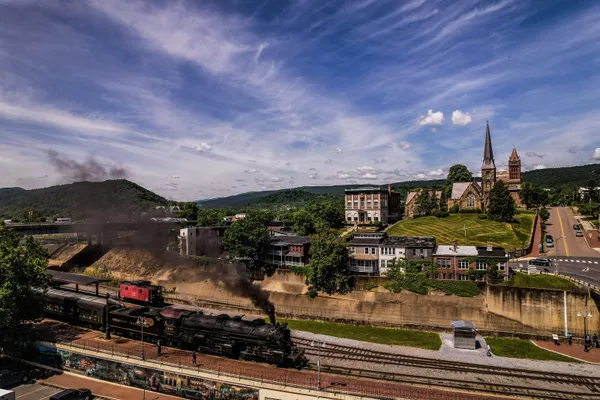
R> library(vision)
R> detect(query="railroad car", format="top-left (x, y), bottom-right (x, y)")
top-left (108, 306), bottom-right (163, 341)
top-left (119, 280), bottom-right (164, 307)
top-left (43, 288), bottom-right (108, 327)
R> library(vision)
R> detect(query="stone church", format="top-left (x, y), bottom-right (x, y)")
top-left (447, 122), bottom-right (522, 212)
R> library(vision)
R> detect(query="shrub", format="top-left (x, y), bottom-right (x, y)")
top-left (402, 273), bottom-right (428, 295)
top-left (307, 287), bottom-right (319, 298)
top-left (459, 208), bottom-right (482, 214)
top-left (290, 265), bottom-right (311, 275)
top-left (426, 279), bottom-right (480, 297)
top-left (433, 211), bottom-right (450, 218)
top-left (449, 204), bottom-right (460, 213)
top-left (478, 214), bottom-right (488, 220)
top-left (361, 281), bottom-right (378, 291)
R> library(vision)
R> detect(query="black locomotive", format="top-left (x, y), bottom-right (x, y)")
top-left (41, 288), bottom-right (305, 368)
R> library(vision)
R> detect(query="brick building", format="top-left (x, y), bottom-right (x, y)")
top-left (434, 243), bottom-right (508, 280)
top-left (344, 185), bottom-right (401, 225)
top-left (404, 190), bottom-right (442, 218)
top-left (264, 236), bottom-right (311, 269)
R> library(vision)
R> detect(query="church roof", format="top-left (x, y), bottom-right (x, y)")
top-left (450, 182), bottom-right (482, 200)
top-left (509, 148), bottom-right (520, 161)
top-left (482, 121), bottom-right (496, 169)
top-left (405, 191), bottom-right (418, 204)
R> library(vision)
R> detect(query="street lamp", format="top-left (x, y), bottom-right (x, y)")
top-left (137, 316), bottom-right (149, 360)
top-left (577, 310), bottom-right (593, 351)
top-left (311, 340), bottom-right (326, 390)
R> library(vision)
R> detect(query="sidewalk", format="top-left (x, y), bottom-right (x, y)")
top-left (533, 340), bottom-right (600, 364)
top-left (525, 214), bottom-right (542, 258)
top-left (42, 371), bottom-right (181, 400)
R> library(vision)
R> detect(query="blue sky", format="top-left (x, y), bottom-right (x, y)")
top-left (1, 0), bottom-right (599, 200)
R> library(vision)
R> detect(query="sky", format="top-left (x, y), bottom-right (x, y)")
top-left (1, 0), bottom-right (600, 201)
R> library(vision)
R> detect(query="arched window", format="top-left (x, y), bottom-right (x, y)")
top-left (466, 193), bottom-right (475, 208)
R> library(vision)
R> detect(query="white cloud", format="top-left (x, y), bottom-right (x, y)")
top-left (334, 146), bottom-right (343, 154)
top-left (308, 173), bottom-right (319, 179)
top-left (357, 165), bottom-right (375, 171)
top-left (194, 142), bottom-right (212, 152)
top-left (593, 148), bottom-right (600, 159)
top-left (360, 173), bottom-right (378, 180)
top-left (172, 175), bottom-right (180, 179)
top-left (416, 173), bottom-right (427, 179)
top-left (534, 165), bottom-right (547, 170)
top-left (451, 110), bottom-right (472, 126)
top-left (270, 176), bottom-right (283, 182)
top-left (399, 141), bottom-right (411, 149)
top-left (428, 168), bottom-right (444, 176)
top-left (244, 169), bottom-right (258, 173)
top-left (418, 109), bottom-right (444, 126)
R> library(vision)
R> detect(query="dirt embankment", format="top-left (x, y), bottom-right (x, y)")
top-left (47, 243), bottom-right (89, 268)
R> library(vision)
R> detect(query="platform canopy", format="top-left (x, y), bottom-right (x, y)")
top-left (47, 270), bottom-right (110, 286)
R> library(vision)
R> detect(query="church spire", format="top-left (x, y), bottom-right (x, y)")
top-left (509, 147), bottom-right (519, 161)
top-left (482, 121), bottom-right (495, 169)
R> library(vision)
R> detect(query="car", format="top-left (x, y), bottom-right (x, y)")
top-left (546, 241), bottom-right (554, 248)
top-left (0, 369), bottom-right (28, 388)
top-left (528, 258), bottom-right (552, 267)
top-left (546, 234), bottom-right (554, 242)
top-left (576, 230), bottom-right (584, 237)
top-left (573, 224), bottom-right (580, 230)
top-left (49, 389), bottom-right (93, 400)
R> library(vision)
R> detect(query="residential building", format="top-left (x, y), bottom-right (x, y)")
top-left (264, 236), bottom-right (311, 269)
top-left (434, 243), bottom-right (508, 280)
top-left (378, 235), bottom-right (407, 275)
top-left (348, 232), bottom-right (385, 275)
top-left (344, 185), bottom-right (402, 225)
top-left (156, 205), bottom-right (182, 215)
top-left (179, 226), bottom-right (228, 257)
top-left (401, 236), bottom-right (436, 262)
top-left (404, 190), bottom-right (442, 218)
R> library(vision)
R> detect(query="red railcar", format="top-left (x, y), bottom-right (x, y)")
top-left (119, 280), bottom-right (164, 307)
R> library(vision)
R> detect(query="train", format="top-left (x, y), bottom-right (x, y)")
top-left (41, 288), bottom-right (305, 368)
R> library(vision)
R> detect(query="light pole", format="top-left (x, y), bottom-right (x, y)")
top-left (105, 293), bottom-right (111, 340)
top-left (137, 316), bottom-right (148, 360)
top-left (577, 310), bottom-right (593, 351)
top-left (311, 341), bottom-right (325, 390)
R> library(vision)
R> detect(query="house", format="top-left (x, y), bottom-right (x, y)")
top-left (264, 236), bottom-right (311, 269)
top-left (179, 226), bottom-right (228, 257)
top-left (433, 243), bottom-right (508, 280)
top-left (378, 235), bottom-right (407, 275)
top-left (348, 232), bottom-right (386, 275)
top-left (344, 185), bottom-right (402, 225)
top-left (447, 182), bottom-right (482, 212)
top-left (155, 205), bottom-right (182, 215)
top-left (404, 190), bottom-right (442, 218)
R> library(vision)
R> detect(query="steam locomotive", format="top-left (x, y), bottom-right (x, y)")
top-left (42, 288), bottom-right (305, 368)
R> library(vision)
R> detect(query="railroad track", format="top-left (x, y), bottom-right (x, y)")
top-left (296, 337), bottom-right (600, 400)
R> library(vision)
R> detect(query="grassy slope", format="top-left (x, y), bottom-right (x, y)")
top-left (485, 338), bottom-right (579, 362)
top-left (387, 212), bottom-right (535, 249)
top-left (502, 272), bottom-right (578, 291)
top-left (280, 318), bottom-right (442, 350)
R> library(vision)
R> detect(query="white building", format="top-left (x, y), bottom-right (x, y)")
top-left (179, 226), bottom-right (227, 257)
top-left (378, 237), bottom-right (406, 276)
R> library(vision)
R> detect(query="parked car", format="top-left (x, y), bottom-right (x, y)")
top-left (528, 258), bottom-right (552, 267)
top-left (576, 230), bottom-right (584, 237)
top-left (546, 234), bottom-right (554, 247)
top-left (49, 389), bottom-right (92, 400)
top-left (573, 224), bottom-right (580, 230)
top-left (0, 369), bottom-right (28, 388)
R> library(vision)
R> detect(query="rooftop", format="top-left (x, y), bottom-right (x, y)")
top-left (383, 236), bottom-right (436, 248)
top-left (270, 235), bottom-right (310, 245)
top-left (452, 320), bottom-right (476, 330)
top-left (345, 186), bottom-right (387, 193)
top-left (48, 270), bottom-right (110, 286)
top-left (434, 245), bottom-right (479, 256)
top-left (348, 237), bottom-right (385, 246)
top-left (476, 246), bottom-right (508, 258)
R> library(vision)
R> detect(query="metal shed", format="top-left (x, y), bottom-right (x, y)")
top-left (452, 320), bottom-right (477, 350)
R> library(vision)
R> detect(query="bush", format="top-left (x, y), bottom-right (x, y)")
top-left (478, 214), bottom-right (488, 219)
top-left (290, 265), bottom-right (311, 275)
top-left (307, 287), bottom-right (319, 298)
top-left (426, 279), bottom-right (480, 297)
top-left (433, 211), bottom-right (450, 218)
top-left (459, 208), bottom-right (482, 214)
top-left (361, 281), bottom-right (378, 291)
top-left (449, 204), bottom-right (460, 213)
top-left (402, 273), bottom-right (428, 295)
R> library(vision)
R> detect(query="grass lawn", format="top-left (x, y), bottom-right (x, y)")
top-left (485, 338), bottom-right (579, 362)
top-left (502, 272), bottom-right (578, 291)
top-left (279, 318), bottom-right (442, 350)
top-left (387, 211), bottom-right (535, 249)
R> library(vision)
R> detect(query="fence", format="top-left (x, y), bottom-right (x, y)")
top-left (47, 339), bottom-right (468, 400)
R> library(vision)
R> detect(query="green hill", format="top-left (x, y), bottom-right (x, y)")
top-left (197, 163), bottom-right (600, 208)
top-left (0, 179), bottom-right (168, 221)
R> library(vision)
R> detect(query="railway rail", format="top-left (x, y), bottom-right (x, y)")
top-left (296, 338), bottom-right (600, 400)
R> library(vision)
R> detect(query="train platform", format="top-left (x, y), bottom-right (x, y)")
top-left (34, 321), bottom-right (508, 400)
top-left (533, 340), bottom-right (600, 364)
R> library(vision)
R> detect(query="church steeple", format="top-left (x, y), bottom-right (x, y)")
top-left (482, 121), bottom-right (495, 169)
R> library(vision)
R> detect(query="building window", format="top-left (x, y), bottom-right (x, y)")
top-left (354, 216), bottom-right (358, 221)
top-left (392, 248), bottom-right (396, 255)
top-left (412, 249), bottom-right (416, 256)
top-left (364, 247), bottom-right (369, 254)
top-left (374, 200), bottom-right (379, 207)
top-left (371, 247), bottom-right (376, 254)
top-left (367, 216), bottom-right (372, 222)
top-left (350, 247), bottom-right (356, 254)
top-left (466, 193), bottom-right (475, 208)
top-left (347, 216), bottom-right (352, 221)
top-left (458, 260), bottom-right (470, 269)
top-left (460, 274), bottom-right (468, 281)
top-left (438, 258), bottom-right (451, 268)
top-left (367, 200), bottom-right (371, 207)
top-left (347, 201), bottom-right (351, 207)
top-left (498, 262), bottom-right (506, 271)
top-left (476, 261), bottom-right (488, 270)
top-left (361, 200), bottom-right (365, 207)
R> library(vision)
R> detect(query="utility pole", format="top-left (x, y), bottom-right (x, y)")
top-left (311, 341), bottom-right (325, 390)
top-left (137, 316), bottom-right (148, 360)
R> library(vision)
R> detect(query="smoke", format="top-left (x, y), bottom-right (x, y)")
top-left (219, 273), bottom-right (276, 324)
top-left (47, 150), bottom-right (129, 182)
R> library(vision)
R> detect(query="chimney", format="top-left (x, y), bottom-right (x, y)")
top-left (388, 183), bottom-right (391, 195)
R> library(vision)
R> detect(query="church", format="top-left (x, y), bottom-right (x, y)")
top-left (447, 122), bottom-right (522, 212)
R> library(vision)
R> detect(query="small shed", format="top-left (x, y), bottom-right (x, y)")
top-left (452, 320), bottom-right (477, 350)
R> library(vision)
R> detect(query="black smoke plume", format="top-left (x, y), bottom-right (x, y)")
top-left (47, 150), bottom-right (129, 182)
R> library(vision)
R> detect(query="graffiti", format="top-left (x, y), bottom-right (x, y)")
top-left (35, 345), bottom-right (258, 400)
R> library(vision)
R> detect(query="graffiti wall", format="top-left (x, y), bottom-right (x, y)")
top-left (36, 344), bottom-right (259, 400)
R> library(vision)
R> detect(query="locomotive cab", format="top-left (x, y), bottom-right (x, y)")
top-left (119, 280), bottom-right (165, 307)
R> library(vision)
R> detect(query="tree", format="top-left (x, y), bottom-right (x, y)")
top-left (292, 199), bottom-right (344, 235)
top-left (306, 229), bottom-right (351, 295)
top-left (585, 179), bottom-right (599, 203)
top-left (520, 182), bottom-right (548, 209)
top-left (445, 164), bottom-right (473, 198)
top-left (176, 202), bottom-right (199, 221)
top-left (487, 181), bottom-right (516, 222)
top-left (579, 202), bottom-right (599, 219)
top-left (222, 214), bottom-right (271, 271)
top-left (416, 190), bottom-right (438, 215)
top-left (0, 223), bottom-right (50, 351)
top-left (539, 207), bottom-right (550, 224)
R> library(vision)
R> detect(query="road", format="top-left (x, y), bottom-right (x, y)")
top-left (546, 207), bottom-right (599, 259)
